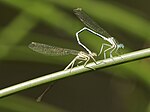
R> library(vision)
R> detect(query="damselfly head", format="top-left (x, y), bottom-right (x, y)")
top-left (118, 44), bottom-right (124, 49)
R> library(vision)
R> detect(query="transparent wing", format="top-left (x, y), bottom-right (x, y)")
top-left (28, 42), bottom-right (80, 56)
top-left (73, 8), bottom-right (111, 38)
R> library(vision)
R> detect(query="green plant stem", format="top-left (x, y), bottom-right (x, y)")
top-left (0, 48), bottom-right (150, 98)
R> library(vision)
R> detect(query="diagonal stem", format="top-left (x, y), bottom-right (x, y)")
top-left (0, 48), bottom-right (150, 98)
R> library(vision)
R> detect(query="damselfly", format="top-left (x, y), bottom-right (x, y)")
top-left (73, 8), bottom-right (124, 59)
top-left (28, 42), bottom-right (97, 70)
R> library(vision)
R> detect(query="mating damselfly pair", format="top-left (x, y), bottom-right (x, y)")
top-left (29, 8), bottom-right (124, 70)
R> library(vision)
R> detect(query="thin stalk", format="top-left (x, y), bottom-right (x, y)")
top-left (0, 48), bottom-right (150, 98)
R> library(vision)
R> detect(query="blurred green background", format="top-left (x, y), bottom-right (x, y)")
top-left (0, 0), bottom-right (150, 112)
